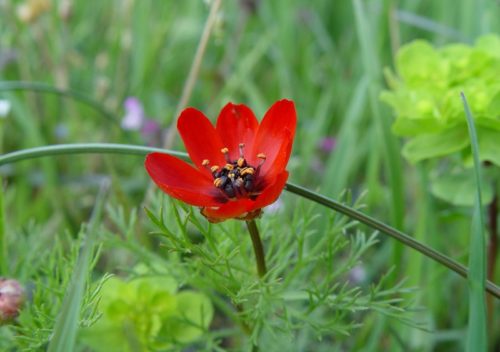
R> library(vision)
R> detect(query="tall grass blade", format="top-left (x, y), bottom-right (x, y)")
top-left (47, 183), bottom-right (109, 352)
top-left (461, 92), bottom-right (487, 352)
top-left (353, 0), bottom-right (405, 277)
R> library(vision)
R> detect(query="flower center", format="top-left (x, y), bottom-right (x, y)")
top-left (202, 143), bottom-right (266, 200)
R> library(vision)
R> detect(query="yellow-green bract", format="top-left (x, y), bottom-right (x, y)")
top-left (381, 35), bottom-right (500, 166)
top-left (79, 271), bottom-right (213, 351)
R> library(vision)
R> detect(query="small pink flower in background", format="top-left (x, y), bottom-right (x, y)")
top-left (319, 137), bottom-right (336, 153)
top-left (0, 278), bottom-right (25, 324)
top-left (121, 97), bottom-right (145, 131)
top-left (121, 97), bottom-right (162, 146)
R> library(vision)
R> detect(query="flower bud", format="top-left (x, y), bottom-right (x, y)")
top-left (0, 278), bottom-right (25, 324)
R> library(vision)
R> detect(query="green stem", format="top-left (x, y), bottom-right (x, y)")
top-left (245, 220), bottom-right (267, 278)
top-left (0, 143), bottom-right (499, 299)
top-left (0, 143), bottom-right (185, 165)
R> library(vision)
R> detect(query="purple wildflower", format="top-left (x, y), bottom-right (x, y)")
top-left (319, 137), bottom-right (336, 153)
top-left (121, 97), bottom-right (145, 130)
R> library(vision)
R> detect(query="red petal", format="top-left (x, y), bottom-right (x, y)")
top-left (201, 200), bottom-right (251, 221)
top-left (216, 103), bottom-right (259, 160)
top-left (201, 171), bottom-right (288, 221)
top-left (177, 108), bottom-right (226, 174)
top-left (249, 100), bottom-right (296, 177)
top-left (253, 170), bottom-right (289, 209)
top-left (145, 153), bottom-right (224, 207)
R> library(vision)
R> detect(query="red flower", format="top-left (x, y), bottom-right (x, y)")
top-left (145, 99), bottom-right (297, 223)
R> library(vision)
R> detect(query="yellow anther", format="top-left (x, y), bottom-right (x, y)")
top-left (214, 178), bottom-right (223, 188)
top-left (241, 167), bottom-right (255, 176)
top-left (228, 173), bottom-right (235, 179)
top-left (257, 153), bottom-right (266, 160)
top-left (237, 158), bottom-right (245, 167)
top-left (202, 159), bottom-right (210, 166)
top-left (210, 165), bottom-right (219, 173)
top-left (221, 147), bottom-right (231, 162)
top-left (224, 163), bottom-right (234, 171)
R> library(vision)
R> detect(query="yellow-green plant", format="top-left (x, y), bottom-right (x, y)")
top-left (80, 270), bottom-right (213, 352)
top-left (381, 35), bottom-right (500, 206)
top-left (381, 35), bottom-right (500, 166)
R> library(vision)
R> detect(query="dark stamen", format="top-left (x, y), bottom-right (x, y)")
top-left (209, 144), bottom-right (262, 199)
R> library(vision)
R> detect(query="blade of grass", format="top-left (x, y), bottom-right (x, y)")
top-left (320, 77), bottom-right (369, 196)
top-left (47, 182), bottom-right (108, 352)
top-left (460, 0), bottom-right (488, 39)
top-left (461, 92), bottom-right (487, 351)
top-left (1, 143), bottom-right (499, 299)
top-left (353, 0), bottom-right (405, 277)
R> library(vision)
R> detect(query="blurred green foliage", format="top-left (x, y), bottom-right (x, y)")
top-left (381, 35), bottom-right (500, 166)
top-left (80, 267), bottom-right (213, 351)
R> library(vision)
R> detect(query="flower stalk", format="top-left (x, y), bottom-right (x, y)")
top-left (246, 220), bottom-right (267, 278)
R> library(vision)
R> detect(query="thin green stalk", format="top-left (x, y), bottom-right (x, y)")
top-left (0, 143), bottom-right (185, 165)
top-left (0, 81), bottom-right (118, 124)
top-left (246, 220), bottom-right (267, 278)
top-left (0, 143), bottom-right (499, 299)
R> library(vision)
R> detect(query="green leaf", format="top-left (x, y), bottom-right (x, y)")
top-left (477, 127), bottom-right (500, 166)
top-left (396, 40), bottom-right (448, 91)
top-left (80, 273), bottom-right (213, 351)
top-left (430, 168), bottom-right (493, 206)
top-left (160, 291), bottom-right (214, 344)
top-left (475, 34), bottom-right (500, 58)
top-left (382, 35), bottom-right (500, 165)
top-left (402, 124), bottom-right (469, 163)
